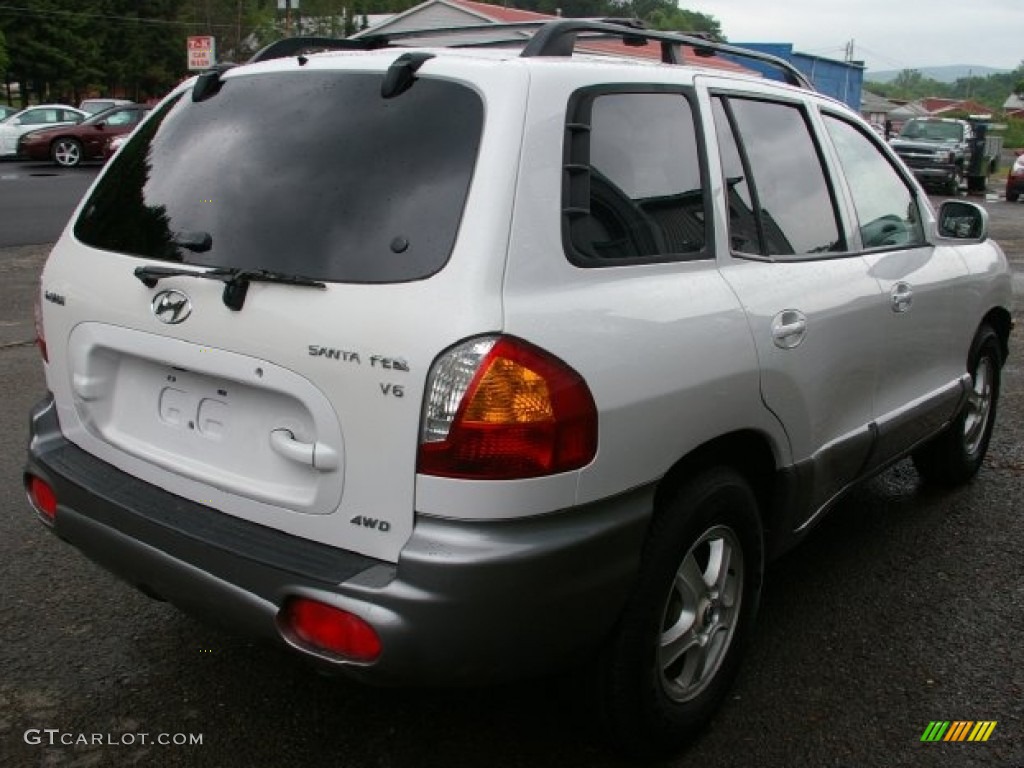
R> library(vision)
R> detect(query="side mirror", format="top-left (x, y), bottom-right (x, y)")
top-left (937, 200), bottom-right (988, 241)
top-left (95, 122), bottom-right (106, 130)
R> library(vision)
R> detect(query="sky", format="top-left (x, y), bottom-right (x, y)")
top-left (687, 0), bottom-right (1024, 74)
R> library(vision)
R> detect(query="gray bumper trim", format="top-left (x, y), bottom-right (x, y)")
top-left (26, 395), bottom-right (653, 684)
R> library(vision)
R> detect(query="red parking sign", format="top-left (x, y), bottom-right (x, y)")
top-left (187, 36), bottom-right (216, 71)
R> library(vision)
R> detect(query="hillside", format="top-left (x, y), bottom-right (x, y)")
top-left (867, 65), bottom-right (1011, 84)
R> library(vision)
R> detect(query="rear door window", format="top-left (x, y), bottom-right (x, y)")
top-left (712, 95), bottom-right (845, 258)
top-left (75, 72), bottom-right (484, 283)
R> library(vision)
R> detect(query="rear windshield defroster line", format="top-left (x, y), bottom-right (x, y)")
top-left (75, 71), bottom-right (485, 284)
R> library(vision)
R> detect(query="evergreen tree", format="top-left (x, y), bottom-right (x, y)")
top-left (0, 0), bottom-right (103, 105)
top-left (0, 29), bottom-right (8, 77)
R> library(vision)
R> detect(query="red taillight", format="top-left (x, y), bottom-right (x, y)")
top-left (280, 598), bottom-right (381, 663)
top-left (26, 475), bottom-right (58, 523)
top-left (418, 336), bottom-right (598, 479)
top-left (34, 291), bottom-right (48, 363)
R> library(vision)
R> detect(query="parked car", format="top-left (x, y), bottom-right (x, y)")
top-left (79, 97), bottom-right (133, 115)
top-left (0, 104), bottom-right (86, 157)
top-left (24, 21), bottom-right (1012, 758)
top-left (104, 133), bottom-right (130, 157)
top-left (1007, 150), bottom-right (1024, 202)
top-left (0, 104), bottom-right (17, 120)
top-left (18, 104), bottom-right (150, 167)
top-left (889, 116), bottom-right (1003, 195)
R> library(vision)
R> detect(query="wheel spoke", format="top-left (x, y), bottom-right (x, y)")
top-left (675, 553), bottom-right (708, 606)
top-left (704, 623), bottom-right (731, 663)
top-left (659, 620), bottom-right (699, 671)
top-left (706, 538), bottom-right (731, 595)
top-left (673, 639), bottom-right (710, 692)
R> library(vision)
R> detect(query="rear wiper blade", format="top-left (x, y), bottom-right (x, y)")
top-left (240, 268), bottom-right (326, 288)
top-left (134, 265), bottom-right (326, 311)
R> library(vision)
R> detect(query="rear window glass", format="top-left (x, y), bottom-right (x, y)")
top-left (75, 71), bottom-right (484, 283)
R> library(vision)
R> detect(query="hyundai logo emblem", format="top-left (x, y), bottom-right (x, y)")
top-left (152, 289), bottom-right (192, 324)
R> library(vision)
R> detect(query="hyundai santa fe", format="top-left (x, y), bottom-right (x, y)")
top-left (24, 20), bottom-right (1012, 756)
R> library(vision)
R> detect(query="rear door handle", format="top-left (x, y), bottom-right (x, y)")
top-left (269, 429), bottom-right (339, 472)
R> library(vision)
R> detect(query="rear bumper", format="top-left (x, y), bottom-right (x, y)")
top-left (26, 395), bottom-right (652, 684)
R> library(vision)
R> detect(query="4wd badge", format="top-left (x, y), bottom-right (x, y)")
top-left (152, 289), bottom-right (192, 324)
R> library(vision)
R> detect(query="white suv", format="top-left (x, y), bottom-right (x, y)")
top-left (25, 21), bottom-right (1012, 756)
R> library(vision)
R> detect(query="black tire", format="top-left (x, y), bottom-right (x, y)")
top-left (51, 138), bottom-right (83, 168)
top-left (1008, 191), bottom-right (1020, 203)
top-left (913, 324), bottom-right (1002, 487)
top-left (599, 467), bottom-right (763, 757)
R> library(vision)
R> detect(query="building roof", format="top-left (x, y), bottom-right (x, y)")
top-left (861, 90), bottom-right (899, 114)
top-left (888, 101), bottom-right (931, 120)
top-left (356, 0), bottom-right (751, 74)
top-left (917, 97), bottom-right (991, 116)
top-left (439, 0), bottom-right (553, 23)
top-left (1003, 93), bottom-right (1024, 110)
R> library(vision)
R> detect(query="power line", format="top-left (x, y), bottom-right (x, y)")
top-left (851, 43), bottom-right (915, 72)
top-left (0, 4), bottom-right (237, 30)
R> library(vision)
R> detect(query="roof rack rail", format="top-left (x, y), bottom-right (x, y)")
top-left (249, 35), bottom-right (388, 63)
top-left (521, 19), bottom-right (813, 88)
top-left (249, 19), bottom-right (814, 90)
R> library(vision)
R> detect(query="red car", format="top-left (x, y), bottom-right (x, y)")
top-left (18, 104), bottom-right (149, 167)
top-left (1007, 150), bottom-right (1024, 203)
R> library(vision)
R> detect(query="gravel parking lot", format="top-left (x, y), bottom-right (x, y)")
top-left (1, 192), bottom-right (1022, 767)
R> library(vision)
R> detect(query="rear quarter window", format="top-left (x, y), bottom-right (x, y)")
top-left (75, 71), bottom-right (484, 283)
top-left (563, 88), bottom-right (710, 266)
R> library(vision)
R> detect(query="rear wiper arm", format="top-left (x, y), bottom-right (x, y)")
top-left (134, 265), bottom-right (326, 311)
top-left (134, 264), bottom-right (233, 288)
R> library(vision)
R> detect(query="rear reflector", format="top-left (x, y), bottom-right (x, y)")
top-left (279, 597), bottom-right (381, 663)
top-left (26, 475), bottom-right (57, 523)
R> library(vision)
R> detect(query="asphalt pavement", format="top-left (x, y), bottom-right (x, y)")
top-left (0, 161), bottom-right (99, 247)
top-left (1, 200), bottom-right (1022, 767)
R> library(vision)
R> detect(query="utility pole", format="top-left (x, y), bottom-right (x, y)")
top-left (279, 0), bottom-right (300, 36)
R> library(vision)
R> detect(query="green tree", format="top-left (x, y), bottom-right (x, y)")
top-left (0, 0), bottom-right (103, 105)
top-left (507, 0), bottom-right (722, 36)
top-left (644, 8), bottom-right (722, 37)
top-left (0, 29), bottom-right (9, 77)
top-left (177, 0), bottom-right (277, 63)
top-left (891, 68), bottom-right (925, 91)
